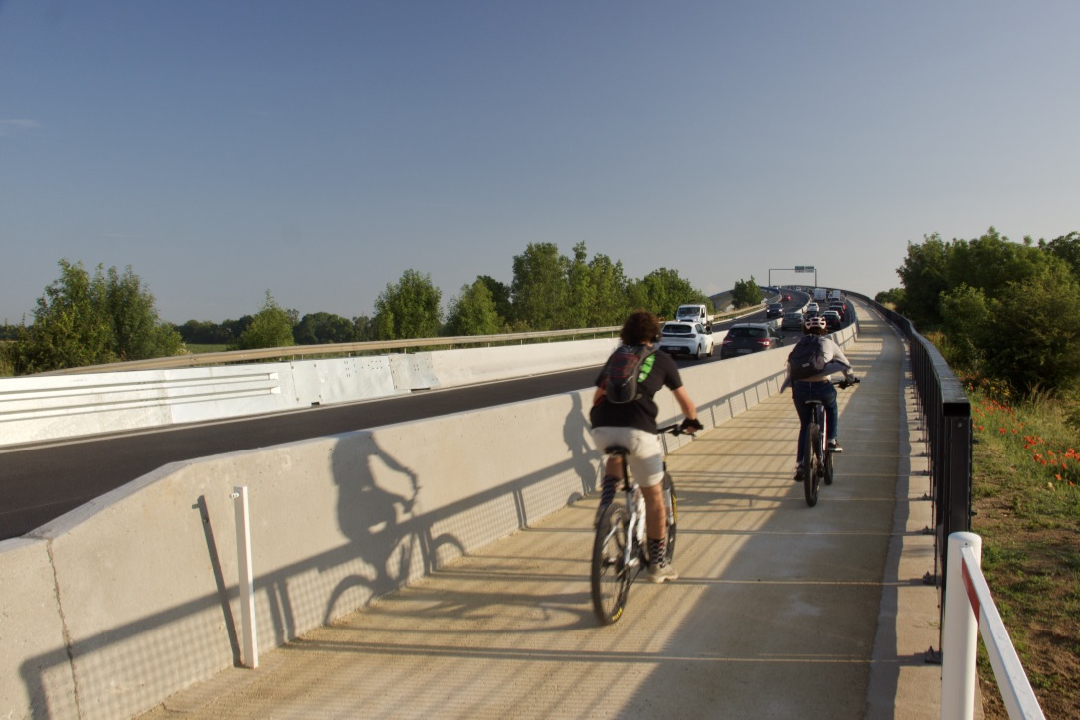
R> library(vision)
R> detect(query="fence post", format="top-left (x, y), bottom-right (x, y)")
top-left (946, 417), bottom-right (973, 539)
top-left (231, 485), bottom-right (258, 669)
top-left (941, 532), bottom-right (981, 720)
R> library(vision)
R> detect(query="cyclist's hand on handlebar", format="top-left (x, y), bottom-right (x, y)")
top-left (679, 417), bottom-right (703, 434)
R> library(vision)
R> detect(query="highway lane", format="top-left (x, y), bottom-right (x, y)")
top-left (0, 366), bottom-right (604, 540)
top-left (0, 299), bottom-right (814, 540)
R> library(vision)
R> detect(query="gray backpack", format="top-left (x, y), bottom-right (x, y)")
top-left (788, 336), bottom-right (826, 380)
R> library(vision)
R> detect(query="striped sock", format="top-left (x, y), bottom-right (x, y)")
top-left (649, 537), bottom-right (666, 566)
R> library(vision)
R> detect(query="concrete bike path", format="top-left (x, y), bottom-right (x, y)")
top-left (141, 304), bottom-right (943, 719)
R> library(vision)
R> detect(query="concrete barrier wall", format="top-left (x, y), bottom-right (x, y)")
top-left (0, 538), bottom-right (79, 719)
top-left (0, 322), bottom-right (858, 718)
top-left (426, 338), bottom-right (616, 389)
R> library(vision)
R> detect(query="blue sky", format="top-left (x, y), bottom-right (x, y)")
top-left (2, 1), bottom-right (1078, 324)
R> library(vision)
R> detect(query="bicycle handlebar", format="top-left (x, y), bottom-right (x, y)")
top-left (657, 419), bottom-right (701, 436)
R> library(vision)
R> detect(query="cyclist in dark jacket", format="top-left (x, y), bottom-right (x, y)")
top-left (591, 310), bottom-right (701, 583)
top-left (785, 315), bottom-right (856, 480)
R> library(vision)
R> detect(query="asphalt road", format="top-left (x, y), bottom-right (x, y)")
top-left (1, 295), bottom-right (827, 540)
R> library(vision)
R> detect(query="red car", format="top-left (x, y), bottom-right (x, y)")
top-left (783, 294), bottom-right (792, 301)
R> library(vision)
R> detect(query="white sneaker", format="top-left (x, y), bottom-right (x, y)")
top-left (647, 562), bottom-right (678, 583)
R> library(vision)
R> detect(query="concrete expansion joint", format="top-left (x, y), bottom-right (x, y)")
top-left (45, 539), bottom-right (84, 717)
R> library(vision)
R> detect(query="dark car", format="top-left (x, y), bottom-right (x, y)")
top-left (781, 311), bottom-right (803, 330)
top-left (766, 302), bottom-right (784, 318)
top-left (720, 323), bottom-right (785, 359)
top-left (822, 310), bottom-right (842, 332)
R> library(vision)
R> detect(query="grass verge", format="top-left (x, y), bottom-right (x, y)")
top-left (966, 381), bottom-right (1080, 718)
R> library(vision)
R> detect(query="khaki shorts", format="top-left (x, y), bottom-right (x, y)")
top-left (589, 426), bottom-right (665, 488)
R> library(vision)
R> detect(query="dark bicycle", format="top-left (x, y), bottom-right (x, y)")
top-left (801, 377), bottom-right (859, 507)
top-left (591, 424), bottom-right (687, 625)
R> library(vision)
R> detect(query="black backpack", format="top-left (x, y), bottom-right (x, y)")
top-left (788, 335), bottom-right (826, 380)
top-left (602, 345), bottom-right (657, 404)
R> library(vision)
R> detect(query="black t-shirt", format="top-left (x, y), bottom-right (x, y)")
top-left (590, 348), bottom-right (684, 434)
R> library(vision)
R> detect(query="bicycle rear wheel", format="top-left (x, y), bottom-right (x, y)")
top-left (591, 504), bottom-right (631, 625)
top-left (803, 423), bottom-right (820, 507)
top-left (662, 473), bottom-right (677, 563)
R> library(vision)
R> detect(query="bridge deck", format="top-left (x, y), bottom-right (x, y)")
top-left (141, 304), bottom-right (943, 719)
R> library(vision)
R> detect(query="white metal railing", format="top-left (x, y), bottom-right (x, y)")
top-left (941, 532), bottom-right (1046, 720)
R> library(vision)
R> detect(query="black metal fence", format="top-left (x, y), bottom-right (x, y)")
top-left (848, 292), bottom-right (972, 654)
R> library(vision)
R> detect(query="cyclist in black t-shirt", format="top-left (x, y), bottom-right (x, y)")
top-left (591, 310), bottom-right (702, 583)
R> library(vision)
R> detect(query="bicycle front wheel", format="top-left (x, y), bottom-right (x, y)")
top-left (803, 423), bottom-right (820, 507)
top-left (591, 504), bottom-right (631, 625)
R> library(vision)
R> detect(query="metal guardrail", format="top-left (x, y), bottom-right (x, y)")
top-left (37, 326), bottom-right (622, 375)
top-left (848, 291), bottom-right (972, 659)
top-left (36, 304), bottom-right (764, 376)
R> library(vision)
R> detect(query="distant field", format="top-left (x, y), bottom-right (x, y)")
top-left (185, 344), bottom-right (229, 354)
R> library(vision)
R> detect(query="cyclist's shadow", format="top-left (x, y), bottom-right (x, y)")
top-left (563, 390), bottom-right (602, 499)
top-left (323, 433), bottom-right (463, 623)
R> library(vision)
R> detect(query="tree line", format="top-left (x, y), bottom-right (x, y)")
top-left (875, 227), bottom-right (1080, 395)
top-left (2, 241), bottom-right (741, 375)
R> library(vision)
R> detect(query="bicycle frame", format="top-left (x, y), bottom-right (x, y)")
top-left (610, 453), bottom-right (648, 573)
top-left (799, 401), bottom-right (827, 462)
top-left (798, 377), bottom-right (857, 506)
top-left (801, 400), bottom-right (827, 507)
top-left (812, 402), bottom-right (827, 465)
top-left (590, 423), bottom-right (684, 624)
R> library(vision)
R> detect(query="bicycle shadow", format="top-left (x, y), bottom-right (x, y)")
top-left (323, 434), bottom-right (464, 624)
top-left (322, 392), bottom-right (600, 628)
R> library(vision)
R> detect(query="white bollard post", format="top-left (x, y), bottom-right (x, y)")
top-left (231, 486), bottom-right (258, 669)
top-left (941, 531), bottom-right (982, 720)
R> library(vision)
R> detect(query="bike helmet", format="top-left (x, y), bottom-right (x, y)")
top-left (803, 316), bottom-right (827, 333)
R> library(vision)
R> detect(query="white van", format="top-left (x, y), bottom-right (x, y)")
top-left (675, 304), bottom-right (709, 327)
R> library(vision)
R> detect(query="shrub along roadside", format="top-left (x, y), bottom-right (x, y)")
top-left (965, 378), bottom-right (1080, 719)
top-left (0, 341), bottom-right (14, 377)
